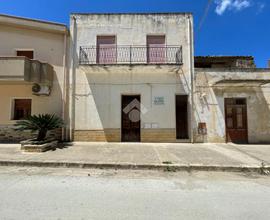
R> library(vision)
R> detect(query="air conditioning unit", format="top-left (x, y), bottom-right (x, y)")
top-left (32, 83), bottom-right (51, 96)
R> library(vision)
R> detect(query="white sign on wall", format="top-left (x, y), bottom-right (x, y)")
top-left (144, 123), bottom-right (152, 129)
top-left (151, 123), bottom-right (159, 128)
top-left (154, 97), bottom-right (165, 105)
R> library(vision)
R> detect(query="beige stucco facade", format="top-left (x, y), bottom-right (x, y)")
top-left (1, 13), bottom-right (270, 144)
top-left (73, 65), bottom-right (191, 142)
top-left (0, 14), bottom-right (69, 142)
top-left (194, 68), bottom-right (270, 144)
top-left (70, 13), bottom-right (194, 142)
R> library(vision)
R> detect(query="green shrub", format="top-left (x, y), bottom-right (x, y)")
top-left (16, 114), bottom-right (63, 141)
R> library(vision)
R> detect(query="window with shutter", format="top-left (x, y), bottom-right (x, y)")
top-left (16, 50), bottom-right (34, 59)
top-left (147, 35), bottom-right (166, 64)
top-left (96, 36), bottom-right (116, 64)
top-left (13, 99), bottom-right (32, 120)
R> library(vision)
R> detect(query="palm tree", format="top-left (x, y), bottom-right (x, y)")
top-left (16, 114), bottom-right (64, 141)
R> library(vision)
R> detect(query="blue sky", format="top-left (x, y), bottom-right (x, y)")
top-left (0, 0), bottom-right (269, 67)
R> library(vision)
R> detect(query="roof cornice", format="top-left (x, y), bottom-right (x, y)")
top-left (0, 14), bottom-right (68, 35)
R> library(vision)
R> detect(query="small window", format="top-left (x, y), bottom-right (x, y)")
top-left (13, 99), bottom-right (32, 120)
top-left (235, 99), bottom-right (246, 105)
top-left (16, 50), bottom-right (34, 59)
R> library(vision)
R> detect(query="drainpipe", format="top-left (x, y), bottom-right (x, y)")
top-left (69, 16), bottom-right (77, 142)
top-left (188, 15), bottom-right (195, 143)
top-left (61, 29), bottom-right (68, 142)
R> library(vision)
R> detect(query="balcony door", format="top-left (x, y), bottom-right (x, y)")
top-left (97, 36), bottom-right (116, 64)
top-left (147, 35), bottom-right (165, 64)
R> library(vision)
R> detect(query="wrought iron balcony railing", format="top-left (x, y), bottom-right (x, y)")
top-left (79, 45), bottom-right (182, 65)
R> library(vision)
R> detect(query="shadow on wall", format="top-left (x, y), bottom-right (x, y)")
top-left (195, 70), bottom-right (270, 144)
top-left (0, 69), bottom-right (63, 143)
top-left (80, 66), bottom-right (120, 142)
top-left (48, 70), bottom-right (64, 141)
top-left (214, 86), bottom-right (270, 144)
top-left (170, 66), bottom-right (193, 140)
top-left (69, 19), bottom-right (78, 141)
top-left (194, 72), bottom-right (231, 143)
top-left (249, 85), bottom-right (270, 144)
top-left (193, 72), bottom-right (218, 143)
top-left (74, 64), bottom-right (189, 142)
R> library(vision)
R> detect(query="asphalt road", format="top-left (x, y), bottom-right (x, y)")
top-left (0, 167), bottom-right (270, 220)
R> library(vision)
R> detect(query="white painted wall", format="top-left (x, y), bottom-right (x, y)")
top-left (72, 13), bottom-right (193, 79)
top-left (70, 13), bottom-right (193, 138)
top-left (195, 69), bottom-right (270, 143)
top-left (75, 65), bottom-right (188, 130)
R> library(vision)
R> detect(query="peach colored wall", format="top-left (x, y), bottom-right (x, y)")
top-left (0, 23), bottom-right (66, 126)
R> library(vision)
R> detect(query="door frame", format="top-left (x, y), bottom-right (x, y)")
top-left (96, 35), bottom-right (117, 64)
top-left (146, 35), bottom-right (166, 64)
top-left (175, 94), bottom-right (189, 140)
top-left (121, 94), bottom-right (141, 142)
top-left (224, 98), bottom-right (248, 143)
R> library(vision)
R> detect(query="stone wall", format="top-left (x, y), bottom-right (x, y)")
top-left (0, 126), bottom-right (62, 143)
top-left (74, 129), bottom-right (120, 142)
top-left (74, 128), bottom-right (178, 143)
top-left (141, 129), bottom-right (177, 142)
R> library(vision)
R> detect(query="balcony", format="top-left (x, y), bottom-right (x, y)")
top-left (79, 45), bottom-right (183, 65)
top-left (0, 57), bottom-right (53, 85)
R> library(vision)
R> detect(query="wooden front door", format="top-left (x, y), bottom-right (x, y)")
top-left (121, 95), bottom-right (141, 142)
top-left (225, 98), bottom-right (248, 144)
top-left (176, 95), bottom-right (189, 139)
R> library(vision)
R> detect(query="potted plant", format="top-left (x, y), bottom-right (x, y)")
top-left (16, 114), bottom-right (64, 152)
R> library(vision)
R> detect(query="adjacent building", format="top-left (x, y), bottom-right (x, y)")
top-left (194, 56), bottom-right (270, 144)
top-left (0, 14), bottom-right (69, 142)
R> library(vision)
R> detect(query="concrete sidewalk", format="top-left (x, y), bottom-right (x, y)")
top-left (0, 142), bottom-right (269, 172)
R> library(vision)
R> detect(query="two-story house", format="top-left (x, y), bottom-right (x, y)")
top-left (0, 14), bottom-right (69, 142)
top-left (69, 13), bottom-right (194, 142)
top-left (3, 12), bottom-right (269, 145)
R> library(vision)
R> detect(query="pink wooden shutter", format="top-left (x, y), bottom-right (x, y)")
top-left (97, 36), bottom-right (116, 64)
top-left (147, 36), bottom-right (165, 64)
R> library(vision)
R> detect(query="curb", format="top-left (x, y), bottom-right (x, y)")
top-left (0, 160), bottom-right (269, 173)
